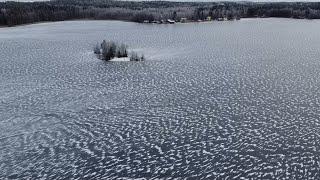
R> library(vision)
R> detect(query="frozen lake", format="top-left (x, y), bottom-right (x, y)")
top-left (1, 19), bottom-right (320, 179)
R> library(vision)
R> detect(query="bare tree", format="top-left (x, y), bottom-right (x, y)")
top-left (101, 40), bottom-right (117, 60)
top-left (116, 43), bottom-right (128, 58)
top-left (130, 51), bottom-right (145, 61)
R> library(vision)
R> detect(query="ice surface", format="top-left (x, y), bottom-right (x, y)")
top-left (1, 19), bottom-right (320, 179)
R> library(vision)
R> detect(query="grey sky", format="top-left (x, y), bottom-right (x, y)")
top-left (0, 0), bottom-right (319, 2)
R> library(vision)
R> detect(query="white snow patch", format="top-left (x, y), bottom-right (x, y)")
top-left (109, 57), bottom-right (130, 62)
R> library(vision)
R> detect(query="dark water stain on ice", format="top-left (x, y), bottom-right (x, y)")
top-left (1, 19), bottom-right (320, 179)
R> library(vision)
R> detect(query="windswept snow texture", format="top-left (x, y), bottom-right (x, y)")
top-left (1, 19), bottom-right (320, 179)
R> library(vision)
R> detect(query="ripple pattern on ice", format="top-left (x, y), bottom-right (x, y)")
top-left (1, 19), bottom-right (320, 179)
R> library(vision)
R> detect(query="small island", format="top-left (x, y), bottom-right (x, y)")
top-left (94, 40), bottom-right (144, 62)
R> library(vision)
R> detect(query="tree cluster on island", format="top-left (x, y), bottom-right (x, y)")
top-left (94, 40), bottom-right (144, 61)
top-left (2, 0), bottom-right (320, 26)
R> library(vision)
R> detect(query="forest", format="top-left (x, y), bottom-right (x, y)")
top-left (1, 0), bottom-right (320, 26)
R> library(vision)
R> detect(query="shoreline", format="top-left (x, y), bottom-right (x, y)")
top-left (2, 1), bottom-right (320, 29)
top-left (0, 17), bottom-right (317, 29)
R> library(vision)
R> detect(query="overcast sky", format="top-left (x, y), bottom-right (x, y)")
top-left (0, 0), bottom-right (318, 1)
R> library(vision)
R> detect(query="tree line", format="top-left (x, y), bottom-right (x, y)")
top-left (1, 0), bottom-right (320, 26)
